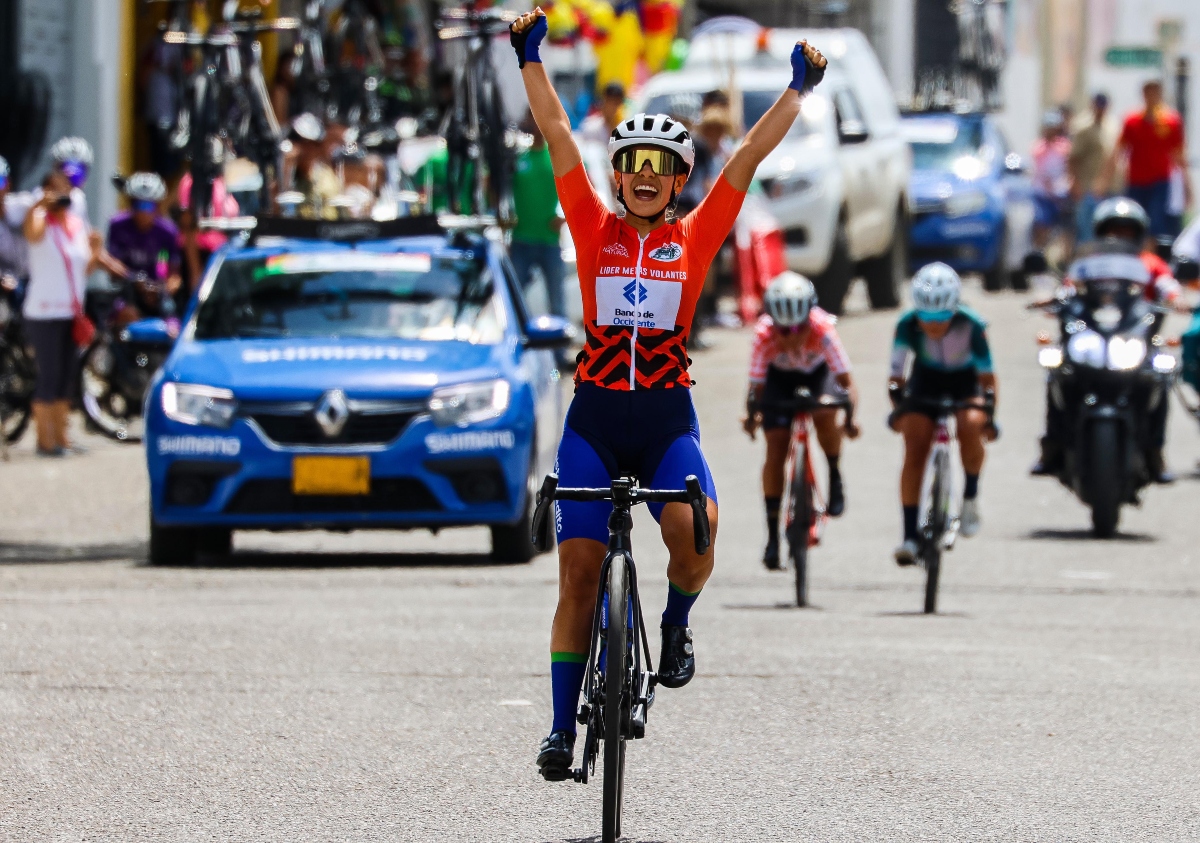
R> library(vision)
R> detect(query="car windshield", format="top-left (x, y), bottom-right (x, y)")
top-left (903, 117), bottom-right (985, 171)
top-left (643, 89), bottom-right (815, 136)
top-left (193, 251), bottom-right (505, 343)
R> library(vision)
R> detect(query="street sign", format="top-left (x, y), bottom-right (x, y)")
top-left (1105, 46), bottom-right (1162, 68)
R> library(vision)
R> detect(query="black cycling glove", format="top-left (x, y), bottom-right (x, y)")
top-left (510, 14), bottom-right (548, 69)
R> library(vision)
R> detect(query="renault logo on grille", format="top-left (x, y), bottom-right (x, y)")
top-left (313, 390), bottom-right (351, 438)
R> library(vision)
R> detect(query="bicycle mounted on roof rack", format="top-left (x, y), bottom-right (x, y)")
top-left (197, 212), bottom-right (501, 244)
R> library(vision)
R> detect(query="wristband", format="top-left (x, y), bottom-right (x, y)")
top-left (788, 43), bottom-right (826, 94)
top-left (510, 15), bottom-right (548, 69)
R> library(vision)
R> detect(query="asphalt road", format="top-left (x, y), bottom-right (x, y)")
top-left (3, 281), bottom-right (1200, 842)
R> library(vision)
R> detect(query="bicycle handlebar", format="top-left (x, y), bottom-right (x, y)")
top-left (530, 474), bottom-right (711, 556)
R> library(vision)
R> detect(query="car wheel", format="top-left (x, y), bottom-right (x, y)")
top-left (196, 528), bottom-right (232, 560)
top-left (983, 228), bottom-right (1008, 292)
top-left (149, 517), bottom-right (198, 566)
top-left (861, 206), bottom-right (907, 309)
top-left (490, 459), bottom-right (540, 564)
top-left (814, 218), bottom-right (854, 316)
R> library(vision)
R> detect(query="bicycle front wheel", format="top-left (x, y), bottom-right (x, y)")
top-left (602, 555), bottom-right (628, 843)
top-left (785, 454), bottom-right (812, 608)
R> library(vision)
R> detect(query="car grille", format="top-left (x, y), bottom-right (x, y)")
top-left (241, 398), bottom-right (426, 447)
top-left (224, 478), bottom-right (442, 514)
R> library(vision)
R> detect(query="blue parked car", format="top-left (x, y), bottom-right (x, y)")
top-left (144, 217), bottom-right (572, 565)
top-left (902, 111), bottom-right (1036, 291)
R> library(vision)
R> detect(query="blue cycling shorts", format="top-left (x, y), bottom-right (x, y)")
top-left (554, 384), bottom-right (718, 544)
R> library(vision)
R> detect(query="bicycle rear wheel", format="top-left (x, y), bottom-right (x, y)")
top-left (785, 449), bottom-right (813, 608)
top-left (602, 555), bottom-right (628, 843)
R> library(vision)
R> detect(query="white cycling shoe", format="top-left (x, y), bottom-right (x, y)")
top-left (959, 498), bottom-right (982, 538)
top-left (894, 538), bottom-right (919, 566)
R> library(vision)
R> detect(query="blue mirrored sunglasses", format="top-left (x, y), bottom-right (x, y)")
top-left (133, 199), bottom-right (158, 213)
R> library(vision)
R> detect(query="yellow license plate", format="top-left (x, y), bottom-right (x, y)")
top-left (292, 456), bottom-right (371, 496)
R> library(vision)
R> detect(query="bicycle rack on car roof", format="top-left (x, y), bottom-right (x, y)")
top-left (198, 213), bottom-right (501, 246)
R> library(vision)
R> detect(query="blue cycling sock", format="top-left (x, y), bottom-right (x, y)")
top-left (661, 581), bottom-right (701, 627)
top-left (964, 474), bottom-right (980, 500)
top-left (550, 653), bottom-right (587, 735)
top-left (903, 505), bottom-right (919, 541)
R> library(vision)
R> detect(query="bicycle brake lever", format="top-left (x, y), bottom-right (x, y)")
top-left (684, 475), bottom-right (711, 556)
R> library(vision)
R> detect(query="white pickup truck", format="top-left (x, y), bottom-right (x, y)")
top-left (637, 27), bottom-right (911, 313)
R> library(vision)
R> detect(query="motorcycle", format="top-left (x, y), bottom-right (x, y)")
top-left (0, 272), bottom-right (36, 454)
top-left (80, 273), bottom-right (178, 442)
top-left (1029, 245), bottom-right (1177, 537)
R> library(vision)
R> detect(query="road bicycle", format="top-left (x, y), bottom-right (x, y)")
top-left (531, 474), bottom-right (711, 843)
top-left (894, 392), bottom-right (995, 614)
top-left (435, 2), bottom-right (517, 221)
top-left (773, 388), bottom-right (852, 608)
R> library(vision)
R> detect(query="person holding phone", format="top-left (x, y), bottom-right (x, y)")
top-left (21, 171), bottom-right (101, 456)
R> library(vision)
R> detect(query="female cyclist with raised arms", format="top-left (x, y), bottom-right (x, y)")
top-left (509, 8), bottom-right (828, 781)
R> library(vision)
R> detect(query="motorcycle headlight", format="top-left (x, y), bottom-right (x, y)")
top-left (428, 379), bottom-right (510, 428)
top-left (1106, 336), bottom-right (1147, 371)
top-left (944, 190), bottom-right (989, 218)
top-left (161, 382), bottom-right (238, 428)
top-left (1152, 353), bottom-right (1177, 374)
top-left (1066, 331), bottom-right (1106, 368)
top-left (1038, 347), bottom-right (1063, 369)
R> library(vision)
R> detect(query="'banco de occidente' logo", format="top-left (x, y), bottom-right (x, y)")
top-left (622, 280), bottom-right (648, 306)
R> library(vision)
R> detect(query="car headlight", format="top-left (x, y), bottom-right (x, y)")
top-left (766, 171), bottom-right (820, 200)
top-left (161, 382), bottom-right (238, 428)
top-left (1107, 336), bottom-right (1147, 371)
top-left (944, 190), bottom-right (989, 218)
top-left (428, 379), bottom-right (510, 427)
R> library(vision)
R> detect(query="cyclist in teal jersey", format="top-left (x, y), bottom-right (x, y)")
top-left (888, 263), bottom-right (998, 564)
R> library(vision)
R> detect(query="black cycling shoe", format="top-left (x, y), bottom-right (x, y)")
top-left (827, 473), bottom-right (845, 517)
top-left (537, 730), bottom-right (575, 782)
top-left (657, 625), bottom-right (695, 689)
top-left (762, 538), bottom-right (781, 570)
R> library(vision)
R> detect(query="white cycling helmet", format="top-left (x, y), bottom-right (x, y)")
top-left (50, 136), bottom-right (94, 165)
top-left (608, 113), bottom-right (696, 172)
top-left (125, 172), bottom-right (167, 203)
top-left (764, 271), bottom-right (817, 327)
top-left (911, 262), bottom-right (962, 314)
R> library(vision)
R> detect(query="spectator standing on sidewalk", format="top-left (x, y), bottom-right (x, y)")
top-left (510, 111), bottom-right (567, 361)
top-left (578, 82), bottom-right (626, 147)
top-left (1103, 78), bottom-right (1192, 241)
top-left (1069, 92), bottom-right (1111, 246)
top-left (0, 157), bottom-right (29, 293)
top-left (21, 171), bottom-right (101, 457)
top-left (1031, 110), bottom-right (1072, 248)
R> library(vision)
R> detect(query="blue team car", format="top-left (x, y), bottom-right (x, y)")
top-left (902, 111), bottom-right (1036, 291)
top-left (144, 216), bottom-right (572, 565)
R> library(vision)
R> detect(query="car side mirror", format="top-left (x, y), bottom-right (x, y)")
top-left (1004, 153), bottom-right (1026, 174)
top-left (524, 314), bottom-right (576, 350)
top-left (121, 317), bottom-right (177, 346)
top-left (1023, 251), bottom-right (1049, 275)
top-left (837, 120), bottom-right (869, 145)
top-left (1175, 257), bottom-right (1200, 284)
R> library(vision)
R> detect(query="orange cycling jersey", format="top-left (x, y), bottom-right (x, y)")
top-left (555, 163), bottom-right (747, 390)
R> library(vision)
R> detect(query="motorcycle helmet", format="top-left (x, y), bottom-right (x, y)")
top-left (764, 271), bottom-right (818, 327)
top-left (911, 262), bottom-right (962, 317)
top-left (1093, 197), bottom-right (1150, 242)
top-left (124, 172), bottom-right (168, 204)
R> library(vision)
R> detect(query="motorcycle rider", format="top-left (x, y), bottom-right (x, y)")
top-left (105, 173), bottom-right (183, 326)
top-left (889, 263), bottom-right (997, 565)
top-left (742, 271), bottom-right (860, 569)
top-left (1032, 198), bottom-right (1177, 481)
